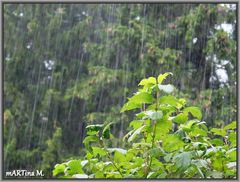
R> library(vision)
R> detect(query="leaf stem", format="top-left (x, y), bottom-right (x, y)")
top-left (100, 138), bottom-right (124, 178)
top-left (145, 89), bottom-right (160, 177)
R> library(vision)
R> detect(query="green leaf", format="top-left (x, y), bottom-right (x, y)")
top-left (149, 147), bottom-right (165, 158)
top-left (92, 147), bottom-right (107, 157)
top-left (190, 126), bottom-right (208, 137)
top-left (129, 92), bottom-right (154, 104)
top-left (102, 122), bottom-right (114, 139)
top-left (224, 121), bottom-right (236, 131)
top-left (138, 77), bottom-right (156, 86)
top-left (180, 119), bottom-right (198, 131)
top-left (173, 152), bottom-right (192, 169)
top-left (159, 95), bottom-right (179, 106)
top-left (156, 119), bottom-right (172, 136)
top-left (130, 120), bottom-right (143, 129)
top-left (53, 163), bottom-right (66, 176)
top-left (226, 148), bottom-right (236, 161)
top-left (211, 128), bottom-right (226, 137)
top-left (86, 124), bottom-right (104, 135)
top-left (120, 101), bottom-right (141, 112)
top-left (228, 132), bottom-right (236, 147)
top-left (128, 125), bottom-right (146, 142)
top-left (163, 134), bottom-right (185, 152)
top-left (157, 72), bottom-right (173, 84)
top-left (158, 84), bottom-right (174, 93)
top-left (210, 138), bottom-right (224, 146)
top-left (183, 107), bottom-right (202, 120)
top-left (173, 113), bottom-right (188, 124)
top-left (83, 136), bottom-right (99, 151)
top-left (114, 151), bottom-right (126, 163)
top-left (67, 160), bottom-right (84, 175)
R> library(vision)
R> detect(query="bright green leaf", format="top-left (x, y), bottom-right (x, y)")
top-left (184, 107), bottom-right (202, 120)
top-left (224, 121), bottom-right (236, 131)
top-left (173, 113), bottom-right (188, 124)
top-left (128, 125), bottom-right (146, 142)
top-left (157, 72), bottom-right (173, 84)
top-left (211, 128), bottom-right (226, 137)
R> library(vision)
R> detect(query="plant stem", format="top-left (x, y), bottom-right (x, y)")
top-left (145, 90), bottom-right (160, 177)
top-left (100, 138), bottom-right (124, 178)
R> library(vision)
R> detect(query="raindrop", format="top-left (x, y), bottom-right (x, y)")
top-left (135, 16), bottom-right (140, 21)
top-left (19, 12), bottom-right (24, 17)
top-left (216, 68), bottom-right (228, 83)
top-left (44, 60), bottom-right (55, 70)
top-left (5, 54), bottom-right (11, 61)
top-left (215, 23), bottom-right (233, 34)
top-left (193, 37), bottom-right (197, 44)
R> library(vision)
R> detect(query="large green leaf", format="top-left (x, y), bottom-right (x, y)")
top-left (120, 101), bottom-right (141, 112)
top-left (67, 160), bottom-right (84, 175)
top-left (211, 128), bottom-right (226, 137)
top-left (129, 92), bottom-right (154, 104)
top-left (159, 95), bottom-right (179, 106)
top-left (83, 136), bottom-right (99, 151)
top-left (224, 121), bottom-right (236, 131)
top-left (130, 120), bottom-right (144, 129)
top-left (53, 163), bottom-right (66, 176)
top-left (173, 113), bottom-right (188, 124)
top-left (92, 147), bottom-right (107, 157)
top-left (183, 107), bottom-right (202, 120)
top-left (138, 77), bottom-right (156, 86)
top-left (163, 134), bottom-right (185, 152)
top-left (114, 151), bottom-right (126, 163)
top-left (173, 152), bottom-right (192, 169)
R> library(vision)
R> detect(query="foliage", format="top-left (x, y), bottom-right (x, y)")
top-left (53, 73), bottom-right (236, 178)
top-left (40, 127), bottom-right (63, 177)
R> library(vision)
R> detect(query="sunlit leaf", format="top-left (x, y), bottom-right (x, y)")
top-left (211, 128), bottom-right (226, 137)
top-left (129, 92), bottom-right (154, 104)
top-left (83, 136), bottom-right (99, 151)
top-left (53, 163), bottom-right (66, 176)
top-left (183, 107), bottom-right (202, 120)
top-left (128, 125), bottom-right (146, 142)
top-left (67, 160), bottom-right (84, 175)
top-left (173, 113), bottom-right (188, 124)
top-left (138, 77), bottom-right (156, 86)
top-left (120, 101), bottom-right (141, 112)
top-left (157, 72), bottom-right (173, 84)
top-left (224, 121), bottom-right (236, 131)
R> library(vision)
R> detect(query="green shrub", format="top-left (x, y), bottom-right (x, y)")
top-left (53, 73), bottom-right (236, 179)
